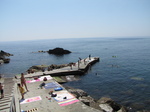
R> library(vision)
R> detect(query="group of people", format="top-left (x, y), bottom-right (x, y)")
top-left (18, 73), bottom-right (29, 100)
top-left (77, 55), bottom-right (91, 68)
top-left (0, 73), bottom-right (29, 99)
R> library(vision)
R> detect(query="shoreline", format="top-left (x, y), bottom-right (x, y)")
top-left (63, 85), bottom-right (128, 112)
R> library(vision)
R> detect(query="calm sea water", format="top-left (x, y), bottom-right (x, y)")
top-left (0, 37), bottom-right (150, 111)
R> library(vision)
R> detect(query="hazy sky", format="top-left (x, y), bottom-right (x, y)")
top-left (0, 0), bottom-right (150, 41)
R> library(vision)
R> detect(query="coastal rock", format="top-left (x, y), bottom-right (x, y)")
top-left (97, 97), bottom-right (114, 104)
top-left (117, 107), bottom-right (128, 112)
top-left (64, 87), bottom-right (128, 112)
top-left (3, 58), bottom-right (10, 63)
top-left (67, 88), bottom-right (88, 98)
top-left (0, 50), bottom-right (13, 64)
top-left (27, 65), bottom-right (48, 73)
top-left (0, 50), bottom-right (13, 57)
top-left (49, 64), bottom-right (68, 70)
top-left (27, 64), bottom-right (69, 73)
top-left (99, 103), bottom-right (113, 112)
top-left (79, 95), bottom-right (103, 111)
top-left (48, 47), bottom-right (71, 55)
top-left (97, 97), bottom-right (127, 112)
top-left (66, 88), bottom-right (102, 110)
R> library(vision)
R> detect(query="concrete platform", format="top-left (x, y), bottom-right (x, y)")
top-left (18, 76), bottom-right (102, 112)
top-left (1, 57), bottom-right (101, 112)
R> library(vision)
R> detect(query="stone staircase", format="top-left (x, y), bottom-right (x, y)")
top-left (0, 78), bottom-right (15, 112)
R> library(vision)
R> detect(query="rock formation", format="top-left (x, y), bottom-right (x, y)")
top-left (27, 64), bottom-right (69, 73)
top-left (0, 50), bottom-right (13, 64)
top-left (48, 47), bottom-right (71, 55)
top-left (65, 87), bottom-right (128, 112)
top-left (32, 47), bottom-right (71, 55)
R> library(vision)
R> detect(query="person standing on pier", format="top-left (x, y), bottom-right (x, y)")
top-left (78, 60), bottom-right (80, 69)
top-left (20, 73), bottom-right (29, 92)
top-left (79, 57), bottom-right (82, 63)
top-left (84, 59), bottom-right (86, 65)
top-left (0, 83), bottom-right (4, 98)
top-left (89, 54), bottom-right (91, 60)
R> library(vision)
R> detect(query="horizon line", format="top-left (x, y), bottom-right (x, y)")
top-left (0, 36), bottom-right (150, 42)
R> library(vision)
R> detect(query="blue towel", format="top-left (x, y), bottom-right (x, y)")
top-left (44, 82), bottom-right (60, 89)
top-left (54, 87), bottom-right (63, 91)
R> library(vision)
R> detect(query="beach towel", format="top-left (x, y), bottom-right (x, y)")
top-left (26, 79), bottom-right (40, 83)
top-left (26, 75), bottom-right (52, 83)
top-left (20, 96), bottom-right (42, 104)
top-left (44, 82), bottom-right (60, 89)
top-left (53, 90), bottom-right (79, 106)
top-left (39, 76), bottom-right (52, 80)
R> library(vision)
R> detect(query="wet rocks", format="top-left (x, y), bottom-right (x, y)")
top-left (48, 47), bottom-right (71, 55)
top-left (99, 103), bottom-right (113, 112)
top-left (0, 50), bottom-right (13, 64)
top-left (67, 88), bottom-right (88, 98)
top-left (48, 64), bottom-right (68, 70)
top-left (27, 65), bottom-right (48, 73)
top-left (65, 87), bottom-right (128, 112)
top-left (97, 97), bottom-right (127, 112)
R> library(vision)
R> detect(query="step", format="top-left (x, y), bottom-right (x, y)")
top-left (0, 106), bottom-right (10, 111)
top-left (0, 99), bottom-right (11, 104)
top-left (0, 103), bottom-right (9, 107)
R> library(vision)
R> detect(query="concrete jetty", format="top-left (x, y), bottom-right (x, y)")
top-left (16, 57), bottom-right (99, 78)
top-left (1, 57), bottom-right (102, 112)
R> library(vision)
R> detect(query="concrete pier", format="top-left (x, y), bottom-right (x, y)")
top-left (1, 57), bottom-right (101, 112)
top-left (17, 57), bottom-right (99, 78)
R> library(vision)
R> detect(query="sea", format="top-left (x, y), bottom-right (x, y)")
top-left (0, 37), bottom-right (150, 112)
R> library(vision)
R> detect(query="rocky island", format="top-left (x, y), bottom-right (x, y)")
top-left (48, 47), bottom-right (71, 55)
top-left (33, 47), bottom-right (72, 55)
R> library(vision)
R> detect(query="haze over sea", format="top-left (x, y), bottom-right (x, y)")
top-left (0, 37), bottom-right (150, 111)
